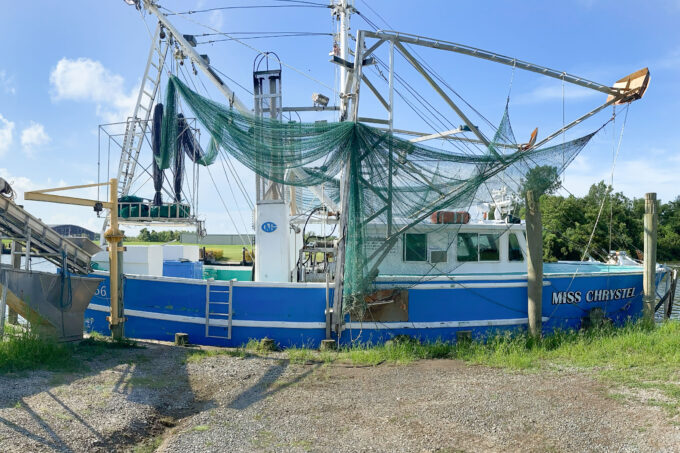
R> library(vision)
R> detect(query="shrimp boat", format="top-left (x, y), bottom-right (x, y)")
top-left (62, 0), bottom-right (666, 347)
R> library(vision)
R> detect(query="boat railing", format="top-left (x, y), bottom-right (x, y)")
top-left (117, 201), bottom-right (192, 222)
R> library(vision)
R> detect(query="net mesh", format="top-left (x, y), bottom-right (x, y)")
top-left (160, 75), bottom-right (596, 313)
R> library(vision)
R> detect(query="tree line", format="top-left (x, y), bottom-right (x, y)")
top-left (538, 181), bottom-right (680, 262)
top-left (133, 228), bottom-right (189, 243)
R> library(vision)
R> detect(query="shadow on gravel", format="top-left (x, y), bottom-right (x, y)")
top-left (227, 359), bottom-right (321, 410)
top-left (0, 402), bottom-right (74, 452)
top-left (0, 341), bottom-right (206, 452)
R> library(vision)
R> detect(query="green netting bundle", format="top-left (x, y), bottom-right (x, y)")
top-left (160, 75), bottom-right (596, 313)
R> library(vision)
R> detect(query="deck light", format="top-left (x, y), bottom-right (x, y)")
top-left (312, 93), bottom-right (330, 107)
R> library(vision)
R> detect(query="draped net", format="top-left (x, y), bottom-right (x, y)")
top-left (159, 75), bottom-right (595, 313)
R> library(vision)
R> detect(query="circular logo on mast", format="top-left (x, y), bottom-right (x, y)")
top-left (261, 222), bottom-right (277, 233)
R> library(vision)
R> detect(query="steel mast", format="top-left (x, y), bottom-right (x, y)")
top-left (331, 0), bottom-right (356, 335)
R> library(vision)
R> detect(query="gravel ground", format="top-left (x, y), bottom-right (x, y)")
top-left (0, 341), bottom-right (678, 452)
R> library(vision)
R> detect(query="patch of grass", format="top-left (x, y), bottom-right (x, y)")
top-left (183, 347), bottom-right (250, 363)
top-left (245, 338), bottom-right (278, 353)
top-left (289, 439), bottom-right (313, 451)
top-left (0, 328), bottom-right (142, 374)
top-left (286, 321), bottom-right (680, 411)
top-left (0, 329), bottom-right (82, 373)
top-left (133, 435), bottom-right (163, 453)
top-left (251, 430), bottom-right (276, 448)
top-left (192, 424), bottom-right (210, 432)
top-left (286, 347), bottom-right (318, 364)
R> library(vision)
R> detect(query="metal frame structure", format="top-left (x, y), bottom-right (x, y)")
top-left (99, 119), bottom-right (204, 229)
top-left (330, 28), bottom-right (649, 331)
top-left (117, 24), bottom-right (170, 197)
top-left (128, 0), bottom-right (649, 335)
top-left (25, 179), bottom-right (127, 340)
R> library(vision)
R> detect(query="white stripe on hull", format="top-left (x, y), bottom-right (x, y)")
top-left (87, 303), bottom-right (545, 330)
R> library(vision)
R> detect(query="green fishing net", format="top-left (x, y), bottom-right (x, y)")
top-left (160, 75), bottom-right (595, 313)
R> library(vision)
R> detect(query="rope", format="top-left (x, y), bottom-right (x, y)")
top-left (580, 105), bottom-right (628, 262)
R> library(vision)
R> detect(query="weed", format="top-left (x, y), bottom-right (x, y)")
top-left (192, 425), bottom-right (210, 432)
top-left (183, 347), bottom-right (249, 363)
top-left (133, 435), bottom-right (163, 453)
top-left (0, 327), bottom-right (81, 373)
top-left (278, 321), bottom-right (680, 412)
top-left (245, 338), bottom-right (278, 353)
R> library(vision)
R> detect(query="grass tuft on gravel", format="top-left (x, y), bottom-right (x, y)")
top-left (1, 326), bottom-right (141, 374)
top-left (285, 320), bottom-right (680, 410)
top-left (184, 347), bottom-right (250, 363)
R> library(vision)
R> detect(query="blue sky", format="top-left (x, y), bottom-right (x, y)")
top-left (0, 0), bottom-right (678, 235)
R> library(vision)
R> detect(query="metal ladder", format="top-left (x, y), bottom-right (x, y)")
top-left (117, 23), bottom-right (170, 197)
top-left (205, 278), bottom-right (234, 340)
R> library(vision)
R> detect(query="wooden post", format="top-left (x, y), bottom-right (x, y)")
top-left (7, 241), bottom-right (21, 324)
top-left (525, 190), bottom-right (543, 337)
top-left (643, 192), bottom-right (658, 322)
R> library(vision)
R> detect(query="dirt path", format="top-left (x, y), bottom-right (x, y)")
top-left (0, 342), bottom-right (677, 452)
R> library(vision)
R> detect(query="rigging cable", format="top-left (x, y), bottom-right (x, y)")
top-left (166, 1), bottom-right (329, 16)
top-left (179, 65), bottom-right (254, 236)
top-left (579, 105), bottom-right (629, 262)
top-left (159, 4), bottom-right (338, 95)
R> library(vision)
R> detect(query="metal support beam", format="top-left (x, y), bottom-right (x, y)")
top-left (357, 117), bottom-right (390, 125)
top-left (362, 39), bottom-right (385, 59)
top-left (361, 74), bottom-right (390, 111)
top-left (364, 30), bottom-right (624, 97)
top-left (387, 39), bottom-right (395, 235)
top-left (281, 106), bottom-right (340, 112)
top-left (409, 128), bottom-right (463, 143)
top-left (394, 41), bottom-right (499, 158)
top-left (529, 97), bottom-right (617, 151)
top-left (143, 1), bottom-right (250, 114)
top-left (25, 179), bottom-right (126, 339)
top-left (332, 29), bottom-right (365, 335)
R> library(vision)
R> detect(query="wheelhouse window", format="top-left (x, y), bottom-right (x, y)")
top-left (456, 233), bottom-right (478, 262)
top-left (509, 233), bottom-right (524, 261)
top-left (403, 233), bottom-right (427, 262)
top-left (457, 233), bottom-right (500, 262)
top-left (479, 234), bottom-right (499, 261)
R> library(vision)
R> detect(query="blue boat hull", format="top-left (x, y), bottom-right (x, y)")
top-left (84, 267), bottom-right (650, 348)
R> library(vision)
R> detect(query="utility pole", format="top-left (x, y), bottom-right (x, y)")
top-left (643, 192), bottom-right (658, 323)
top-left (525, 190), bottom-right (543, 337)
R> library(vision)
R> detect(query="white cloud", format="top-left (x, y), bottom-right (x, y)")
top-left (515, 83), bottom-right (599, 105)
top-left (0, 168), bottom-right (107, 232)
top-left (656, 47), bottom-right (680, 72)
top-left (20, 122), bottom-right (50, 156)
top-left (208, 10), bottom-right (224, 30)
top-left (0, 70), bottom-right (15, 95)
top-left (49, 58), bottom-right (136, 123)
top-left (561, 153), bottom-right (680, 202)
top-left (0, 114), bottom-right (15, 157)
